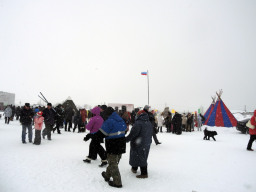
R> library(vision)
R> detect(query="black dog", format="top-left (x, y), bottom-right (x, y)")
top-left (203, 128), bottom-right (217, 141)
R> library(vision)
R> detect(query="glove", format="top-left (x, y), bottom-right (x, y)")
top-left (84, 134), bottom-right (91, 141)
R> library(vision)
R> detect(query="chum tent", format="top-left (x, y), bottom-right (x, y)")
top-left (204, 91), bottom-right (237, 127)
top-left (62, 96), bottom-right (78, 113)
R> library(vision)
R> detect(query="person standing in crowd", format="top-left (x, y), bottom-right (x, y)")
top-left (53, 104), bottom-right (64, 134)
top-left (83, 106), bottom-right (107, 166)
top-left (94, 107), bottom-right (127, 188)
top-left (172, 112), bottom-right (182, 135)
top-left (126, 110), bottom-right (153, 178)
top-left (33, 111), bottom-right (44, 145)
top-left (247, 110), bottom-right (256, 151)
top-left (15, 106), bottom-right (21, 120)
top-left (191, 114), bottom-right (195, 131)
top-left (182, 113), bottom-right (187, 132)
top-left (73, 110), bottom-right (82, 133)
top-left (20, 103), bottom-right (34, 144)
top-left (187, 113), bottom-right (193, 132)
top-left (157, 113), bottom-right (164, 133)
top-left (42, 103), bottom-right (56, 140)
top-left (11, 105), bottom-right (15, 121)
top-left (197, 113), bottom-right (202, 131)
top-left (4, 105), bottom-right (12, 124)
top-left (165, 112), bottom-right (172, 133)
top-left (64, 107), bottom-right (74, 132)
top-left (80, 108), bottom-right (87, 129)
top-left (119, 106), bottom-right (131, 133)
top-left (144, 105), bottom-right (161, 145)
top-left (100, 105), bottom-right (108, 121)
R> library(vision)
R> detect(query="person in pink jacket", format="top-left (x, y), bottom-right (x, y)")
top-left (247, 110), bottom-right (256, 151)
top-left (34, 111), bottom-right (44, 145)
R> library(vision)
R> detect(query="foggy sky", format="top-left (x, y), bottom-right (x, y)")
top-left (1, 0), bottom-right (256, 112)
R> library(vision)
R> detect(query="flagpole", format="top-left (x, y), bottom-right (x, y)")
top-left (147, 70), bottom-right (149, 105)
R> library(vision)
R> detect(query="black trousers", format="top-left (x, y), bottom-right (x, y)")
top-left (88, 137), bottom-right (107, 161)
top-left (65, 120), bottom-right (72, 131)
top-left (34, 130), bottom-right (41, 144)
top-left (5, 117), bottom-right (10, 124)
top-left (42, 124), bottom-right (53, 139)
top-left (152, 131), bottom-right (160, 144)
top-left (132, 166), bottom-right (148, 175)
top-left (54, 121), bottom-right (62, 133)
top-left (247, 135), bottom-right (256, 149)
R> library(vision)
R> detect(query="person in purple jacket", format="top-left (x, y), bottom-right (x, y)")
top-left (83, 106), bottom-right (107, 167)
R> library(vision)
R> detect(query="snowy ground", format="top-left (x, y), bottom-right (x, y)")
top-left (0, 118), bottom-right (256, 192)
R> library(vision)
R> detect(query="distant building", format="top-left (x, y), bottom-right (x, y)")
top-left (0, 91), bottom-right (15, 109)
top-left (108, 103), bottom-right (134, 112)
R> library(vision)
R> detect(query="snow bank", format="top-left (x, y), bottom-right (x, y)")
top-left (0, 119), bottom-right (256, 192)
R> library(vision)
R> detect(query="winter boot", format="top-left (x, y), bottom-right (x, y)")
top-left (108, 181), bottom-right (122, 188)
top-left (131, 168), bottom-right (137, 173)
top-left (101, 171), bottom-right (110, 182)
top-left (99, 161), bottom-right (108, 167)
top-left (136, 174), bottom-right (148, 179)
top-left (83, 159), bottom-right (91, 163)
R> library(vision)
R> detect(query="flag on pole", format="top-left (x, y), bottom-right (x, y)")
top-left (141, 72), bottom-right (147, 75)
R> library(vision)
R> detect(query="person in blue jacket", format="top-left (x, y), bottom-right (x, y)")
top-left (94, 107), bottom-right (127, 188)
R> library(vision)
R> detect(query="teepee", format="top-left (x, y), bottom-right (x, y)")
top-left (62, 96), bottom-right (78, 113)
top-left (204, 90), bottom-right (237, 127)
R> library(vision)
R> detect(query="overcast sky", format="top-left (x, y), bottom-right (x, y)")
top-left (0, 0), bottom-right (255, 112)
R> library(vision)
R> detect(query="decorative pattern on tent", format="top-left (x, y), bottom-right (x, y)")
top-left (204, 96), bottom-right (216, 121)
top-left (204, 90), bottom-right (237, 127)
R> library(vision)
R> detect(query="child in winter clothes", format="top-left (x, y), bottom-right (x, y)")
top-left (34, 111), bottom-right (44, 145)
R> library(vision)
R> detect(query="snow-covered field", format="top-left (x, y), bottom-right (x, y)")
top-left (0, 118), bottom-right (255, 192)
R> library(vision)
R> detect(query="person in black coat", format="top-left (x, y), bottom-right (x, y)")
top-left (172, 112), bottom-right (182, 135)
top-left (165, 112), bottom-right (172, 133)
top-left (42, 103), bottom-right (56, 140)
top-left (20, 103), bottom-right (34, 143)
top-left (53, 104), bottom-right (64, 134)
top-left (64, 107), bottom-right (74, 132)
top-left (73, 110), bottom-right (82, 133)
top-left (126, 110), bottom-right (153, 178)
top-left (143, 105), bottom-right (161, 145)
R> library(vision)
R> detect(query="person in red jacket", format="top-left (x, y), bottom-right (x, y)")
top-left (247, 110), bottom-right (256, 151)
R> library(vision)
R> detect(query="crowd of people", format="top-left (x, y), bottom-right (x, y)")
top-left (2, 103), bottom-right (256, 188)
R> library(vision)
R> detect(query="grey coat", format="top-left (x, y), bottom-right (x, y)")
top-left (126, 112), bottom-right (153, 167)
top-left (4, 107), bottom-right (12, 118)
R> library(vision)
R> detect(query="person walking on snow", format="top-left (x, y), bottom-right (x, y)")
top-left (83, 106), bottom-right (107, 167)
top-left (4, 105), bottom-right (12, 124)
top-left (94, 107), bottom-right (127, 188)
top-left (247, 110), bottom-right (256, 151)
top-left (126, 110), bottom-right (153, 179)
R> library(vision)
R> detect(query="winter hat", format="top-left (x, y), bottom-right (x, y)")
top-left (25, 103), bottom-right (30, 107)
top-left (105, 107), bottom-right (115, 117)
top-left (143, 105), bottom-right (150, 111)
top-left (37, 111), bottom-right (43, 116)
top-left (100, 105), bottom-right (107, 111)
